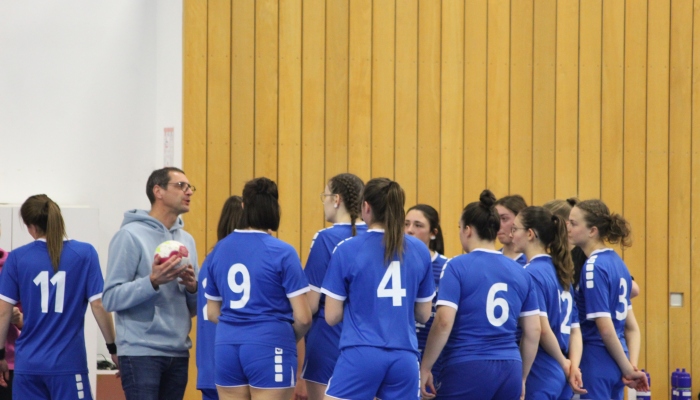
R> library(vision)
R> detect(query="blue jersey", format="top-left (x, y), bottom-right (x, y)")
top-left (575, 248), bottom-right (632, 349)
top-left (525, 254), bottom-right (579, 354)
top-left (500, 248), bottom-right (528, 267)
top-left (416, 252), bottom-right (448, 353)
top-left (321, 230), bottom-right (435, 354)
top-left (0, 239), bottom-right (103, 375)
top-left (436, 249), bottom-right (539, 365)
top-left (204, 230), bottom-right (310, 352)
top-left (305, 223), bottom-right (367, 317)
top-left (196, 257), bottom-right (216, 390)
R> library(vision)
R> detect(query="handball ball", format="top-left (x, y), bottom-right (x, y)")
top-left (154, 240), bottom-right (189, 269)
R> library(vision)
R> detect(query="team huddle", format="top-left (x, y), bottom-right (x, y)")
top-left (0, 167), bottom-right (647, 400)
top-left (196, 171), bottom-right (648, 400)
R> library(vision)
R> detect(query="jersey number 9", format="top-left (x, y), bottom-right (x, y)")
top-left (227, 263), bottom-right (251, 309)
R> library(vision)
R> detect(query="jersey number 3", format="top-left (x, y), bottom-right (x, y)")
top-left (377, 261), bottom-right (406, 306)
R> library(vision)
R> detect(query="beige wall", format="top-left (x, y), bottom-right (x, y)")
top-left (183, 0), bottom-right (700, 397)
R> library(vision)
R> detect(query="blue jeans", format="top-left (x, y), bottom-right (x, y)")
top-left (119, 356), bottom-right (189, 400)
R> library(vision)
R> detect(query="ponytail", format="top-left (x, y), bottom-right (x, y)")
top-left (519, 206), bottom-right (573, 289)
top-left (20, 194), bottom-right (66, 271)
top-left (363, 178), bottom-right (406, 264)
top-left (576, 199), bottom-right (631, 247)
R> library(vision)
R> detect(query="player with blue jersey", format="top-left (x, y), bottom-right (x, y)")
top-left (404, 204), bottom-right (447, 390)
top-left (495, 195), bottom-right (529, 267)
top-left (300, 173), bottom-right (365, 400)
top-left (205, 178), bottom-right (312, 400)
top-left (0, 195), bottom-right (117, 400)
top-left (568, 200), bottom-right (647, 399)
top-left (321, 178), bottom-right (435, 400)
top-left (197, 195), bottom-right (242, 400)
top-left (510, 206), bottom-right (587, 399)
top-left (420, 190), bottom-right (541, 400)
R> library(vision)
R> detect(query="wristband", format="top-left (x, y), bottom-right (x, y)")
top-left (106, 343), bottom-right (117, 355)
top-left (0, 348), bottom-right (5, 360)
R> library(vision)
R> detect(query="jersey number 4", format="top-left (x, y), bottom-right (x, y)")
top-left (377, 261), bottom-right (406, 306)
top-left (34, 271), bottom-right (66, 313)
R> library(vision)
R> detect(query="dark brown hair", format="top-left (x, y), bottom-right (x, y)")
top-left (146, 167), bottom-right (185, 205)
top-left (460, 189), bottom-right (500, 241)
top-left (20, 194), bottom-right (66, 271)
top-left (217, 196), bottom-right (243, 241)
top-left (575, 199), bottom-right (631, 247)
top-left (240, 177), bottom-right (280, 231)
top-left (495, 194), bottom-right (528, 216)
top-left (363, 178), bottom-right (406, 264)
top-left (329, 173), bottom-right (364, 236)
top-left (519, 206), bottom-right (574, 289)
top-left (407, 204), bottom-right (444, 255)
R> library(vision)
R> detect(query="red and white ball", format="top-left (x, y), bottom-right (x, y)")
top-left (154, 240), bottom-right (189, 270)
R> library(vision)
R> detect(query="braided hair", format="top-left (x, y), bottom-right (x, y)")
top-left (328, 173), bottom-right (364, 236)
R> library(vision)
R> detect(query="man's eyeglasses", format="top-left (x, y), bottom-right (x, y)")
top-left (168, 182), bottom-right (196, 193)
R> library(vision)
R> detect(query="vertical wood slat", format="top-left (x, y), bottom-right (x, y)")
top-left (325, 0), bottom-right (349, 179)
top-left (668, 0), bottom-right (693, 373)
top-left (182, 2), bottom-right (207, 398)
top-left (254, 0), bottom-right (279, 181)
top-left (440, 0), bottom-right (464, 258)
top-left (578, 0), bottom-right (602, 200)
top-left (531, 0), bottom-right (557, 205)
top-left (348, 0), bottom-right (372, 183)
top-left (463, 0), bottom-right (487, 204)
top-left (395, 0), bottom-right (419, 207)
top-left (508, 0), bottom-right (533, 203)
top-left (206, 0), bottom-right (231, 249)
top-left (277, 0), bottom-right (302, 251)
top-left (554, 0), bottom-right (579, 199)
top-left (230, 0), bottom-right (255, 195)
top-left (646, 0), bottom-right (671, 393)
top-left (417, 0), bottom-right (441, 207)
top-left (622, 0), bottom-right (648, 369)
top-left (300, 0), bottom-right (326, 263)
top-left (691, 1), bottom-right (700, 392)
top-left (600, 0), bottom-right (624, 220)
top-left (485, 0), bottom-right (510, 197)
top-left (371, 0), bottom-right (396, 179)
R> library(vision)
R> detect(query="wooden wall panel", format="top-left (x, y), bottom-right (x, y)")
top-left (417, 0), bottom-right (441, 207)
top-left (531, 0), bottom-right (556, 205)
top-left (206, 0), bottom-right (231, 249)
top-left (277, 0), bottom-right (302, 250)
top-left (509, 0), bottom-right (533, 203)
top-left (230, 0), bottom-right (255, 195)
top-left (486, 0), bottom-right (510, 197)
top-left (554, 0), bottom-right (578, 199)
top-left (182, 1), bottom-right (700, 397)
top-left (325, 0), bottom-right (349, 179)
top-left (395, 0), bottom-right (419, 206)
top-left (463, 0), bottom-right (487, 204)
top-left (371, 0), bottom-right (396, 179)
top-left (578, 0), bottom-right (601, 200)
top-left (646, 0), bottom-right (671, 393)
top-left (622, 0), bottom-right (648, 369)
top-left (300, 0), bottom-right (326, 263)
top-left (348, 0), bottom-right (372, 183)
top-left (669, 0), bottom-right (693, 374)
top-left (440, 0), bottom-right (464, 258)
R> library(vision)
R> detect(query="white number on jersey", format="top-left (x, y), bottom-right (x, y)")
top-left (616, 278), bottom-right (628, 321)
top-left (559, 290), bottom-right (573, 334)
top-left (201, 277), bottom-right (209, 320)
top-left (486, 283), bottom-right (509, 327)
top-left (377, 261), bottom-right (406, 306)
top-left (227, 263), bottom-right (251, 309)
top-left (33, 271), bottom-right (66, 313)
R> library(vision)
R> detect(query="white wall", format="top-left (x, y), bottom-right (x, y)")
top-left (0, 0), bottom-right (183, 266)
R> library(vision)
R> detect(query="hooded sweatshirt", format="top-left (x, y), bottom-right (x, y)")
top-left (103, 210), bottom-right (198, 357)
top-left (0, 248), bottom-right (20, 369)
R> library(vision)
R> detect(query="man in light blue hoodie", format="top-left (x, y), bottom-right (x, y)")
top-left (103, 167), bottom-right (198, 400)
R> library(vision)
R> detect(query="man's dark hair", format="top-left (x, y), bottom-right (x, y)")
top-left (146, 167), bottom-right (185, 205)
